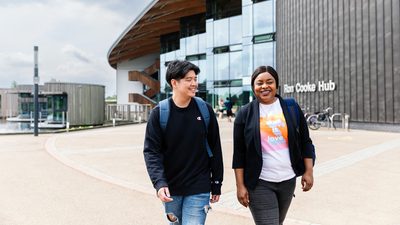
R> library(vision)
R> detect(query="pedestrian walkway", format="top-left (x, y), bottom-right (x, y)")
top-left (1, 121), bottom-right (400, 224)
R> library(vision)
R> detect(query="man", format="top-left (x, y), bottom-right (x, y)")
top-left (224, 97), bottom-right (233, 122)
top-left (143, 60), bottom-right (223, 225)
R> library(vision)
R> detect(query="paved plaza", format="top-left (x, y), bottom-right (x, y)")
top-left (1, 120), bottom-right (400, 225)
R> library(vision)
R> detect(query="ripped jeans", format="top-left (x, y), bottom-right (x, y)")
top-left (163, 192), bottom-right (211, 225)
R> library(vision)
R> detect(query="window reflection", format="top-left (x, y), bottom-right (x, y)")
top-left (230, 51), bottom-right (242, 80)
top-left (214, 53), bottom-right (229, 80)
top-left (229, 16), bottom-right (242, 45)
top-left (253, 42), bottom-right (274, 68)
top-left (185, 36), bottom-right (199, 56)
top-left (214, 18), bottom-right (229, 47)
top-left (253, 1), bottom-right (274, 35)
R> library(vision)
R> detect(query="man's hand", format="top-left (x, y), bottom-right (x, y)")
top-left (210, 195), bottom-right (220, 203)
top-left (157, 187), bottom-right (173, 202)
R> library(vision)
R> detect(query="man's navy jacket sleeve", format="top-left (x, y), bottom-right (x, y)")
top-left (206, 103), bottom-right (224, 195)
top-left (143, 106), bottom-right (168, 191)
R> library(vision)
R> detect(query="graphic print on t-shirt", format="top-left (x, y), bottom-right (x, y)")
top-left (259, 100), bottom-right (295, 182)
top-left (260, 113), bottom-right (288, 152)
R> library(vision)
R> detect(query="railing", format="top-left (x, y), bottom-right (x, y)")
top-left (105, 104), bottom-right (151, 124)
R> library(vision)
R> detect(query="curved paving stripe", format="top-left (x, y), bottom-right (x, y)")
top-left (45, 135), bottom-right (154, 195)
top-left (314, 138), bottom-right (400, 177)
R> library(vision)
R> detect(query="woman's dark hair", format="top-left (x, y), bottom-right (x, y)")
top-left (166, 60), bottom-right (200, 87)
top-left (251, 66), bottom-right (279, 91)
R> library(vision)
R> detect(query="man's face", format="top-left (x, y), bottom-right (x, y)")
top-left (172, 70), bottom-right (198, 98)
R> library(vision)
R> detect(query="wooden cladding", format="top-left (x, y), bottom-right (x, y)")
top-left (108, 0), bottom-right (206, 68)
top-left (129, 93), bottom-right (156, 106)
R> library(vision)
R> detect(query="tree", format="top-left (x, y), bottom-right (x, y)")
top-left (11, 80), bottom-right (17, 88)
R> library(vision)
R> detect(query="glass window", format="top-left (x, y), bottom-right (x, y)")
top-left (242, 5), bottom-right (253, 37)
top-left (185, 35), bottom-right (199, 56)
top-left (213, 86), bottom-right (243, 109)
top-left (213, 46), bottom-right (230, 54)
top-left (206, 20), bottom-right (214, 49)
top-left (206, 54), bottom-right (214, 81)
top-left (230, 44), bottom-right (242, 52)
top-left (206, 0), bottom-right (242, 20)
top-left (214, 53), bottom-right (229, 81)
top-left (230, 51), bottom-right (242, 80)
top-left (253, 1), bottom-right (274, 35)
top-left (198, 59), bottom-right (207, 84)
top-left (160, 32), bottom-right (180, 54)
top-left (180, 13), bottom-right (205, 38)
top-left (242, 44), bottom-right (253, 76)
top-left (253, 32), bottom-right (275, 43)
top-left (165, 50), bottom-right (178, 62)
top-left (199, 33), bottom-right (206, 53)
top-left (253, 42), bottom-right (274, 68)
top-left (229, 16), bottom-right (242, 45)
top-left (213, 18), bottom-right (229, 47)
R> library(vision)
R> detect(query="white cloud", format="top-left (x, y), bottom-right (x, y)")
top-left (0, 0), bottom-right (151, 96)
top-left (62, 44), bottom-right (92, 63)
top-left (0, 52), bottom-right (32, 68)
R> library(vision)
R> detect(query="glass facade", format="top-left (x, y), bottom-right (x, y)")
top-left (47, 95), bottom-right (67, 123)
top-left (159, 0), bottom-right (277, 111)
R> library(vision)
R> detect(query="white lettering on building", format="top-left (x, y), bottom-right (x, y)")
top-left (295, 82), bottom-right (316, 93)
top-left (284, 84), bottom-right (294, 93)
top-left (283, 80), bottom-right (336, 93)
top-left (318, 80), bottom-right (336, 91)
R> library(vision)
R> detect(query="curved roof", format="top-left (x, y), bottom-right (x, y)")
top-left (107, 0), bottom-right (206, 68)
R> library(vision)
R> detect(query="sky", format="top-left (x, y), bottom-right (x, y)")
top-left (0, 0), bottom-right (152, 97)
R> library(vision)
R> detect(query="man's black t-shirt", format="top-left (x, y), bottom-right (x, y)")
top-left (144, 98), bottom-right (223, 196)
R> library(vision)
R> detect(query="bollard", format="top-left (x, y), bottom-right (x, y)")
top-left (66, 122), bottom-right (70, 132)
top-left (344, 114), bottom-right (350, 131)
top-left (113, 118), bottom-right (116, 127)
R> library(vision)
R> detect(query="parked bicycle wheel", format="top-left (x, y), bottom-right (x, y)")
top-left (307, 115), bottom-right (321, 130)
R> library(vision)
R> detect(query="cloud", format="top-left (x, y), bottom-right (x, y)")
top-left (62, 45), bottom-right (92, 63)
top-left (0, 0), bottom-right (151, 96)
top-left (0, 52), bottom-right (32, 68)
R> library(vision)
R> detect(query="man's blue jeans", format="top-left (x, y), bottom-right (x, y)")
top-left (163, 192), bottom-right (211, 225)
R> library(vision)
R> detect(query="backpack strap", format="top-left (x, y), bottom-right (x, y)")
top-left (159, 98), bottom-right (170, 131)
top-left (194, 97), bottom-right (213, 158)
top-left (284, 98), bottom-right (300, 134)
top-left (158, 97), bottom-right (213, 158)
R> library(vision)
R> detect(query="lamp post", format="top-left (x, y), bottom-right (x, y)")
top-left (33, 46), bottom-right (39, 136)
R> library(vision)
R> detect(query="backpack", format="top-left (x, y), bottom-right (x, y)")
top-left (158, 97), bottom-right (213, 158)
top-left (284, 98), bottom-right (300, 134)
top-left (284, 98), bottom-right (316, 165)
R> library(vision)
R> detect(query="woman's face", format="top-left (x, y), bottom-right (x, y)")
top-left (253, 72), bottom-right (277, 104)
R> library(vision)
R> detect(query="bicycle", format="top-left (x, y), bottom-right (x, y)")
top-left (307, 107), bottom-right (335, 130)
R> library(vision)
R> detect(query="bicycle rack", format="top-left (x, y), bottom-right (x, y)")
top-left (330, 113), bottom-right (350, 131)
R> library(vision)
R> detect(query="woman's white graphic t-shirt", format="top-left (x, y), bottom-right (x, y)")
top-left (259, 100), bottom-right (296, 182)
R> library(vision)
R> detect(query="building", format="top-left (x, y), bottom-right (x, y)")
top-left (0, 82), bottom-right (105, 126)
top-left (108, 0), bottom-right (276, 111)
top-left (276, 0), bottom-right (400, 129)
top-left (108, 0), bottom-right (400, 129)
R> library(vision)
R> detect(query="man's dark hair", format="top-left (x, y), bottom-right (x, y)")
top-left (165, 60), bottom-right (200, 87)
top-left (251, 65), bottom-right (279, 92)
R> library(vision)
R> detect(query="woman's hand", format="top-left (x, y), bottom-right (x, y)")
top-left (301, 171), bottom-right (314, 192)
top-left (236, 185), bottom-right (250, 207)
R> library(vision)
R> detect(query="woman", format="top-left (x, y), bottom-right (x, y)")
top-left (232, 66), bottom-right (315, 225)
top-left (218, 98), bottom-right (225, 119)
